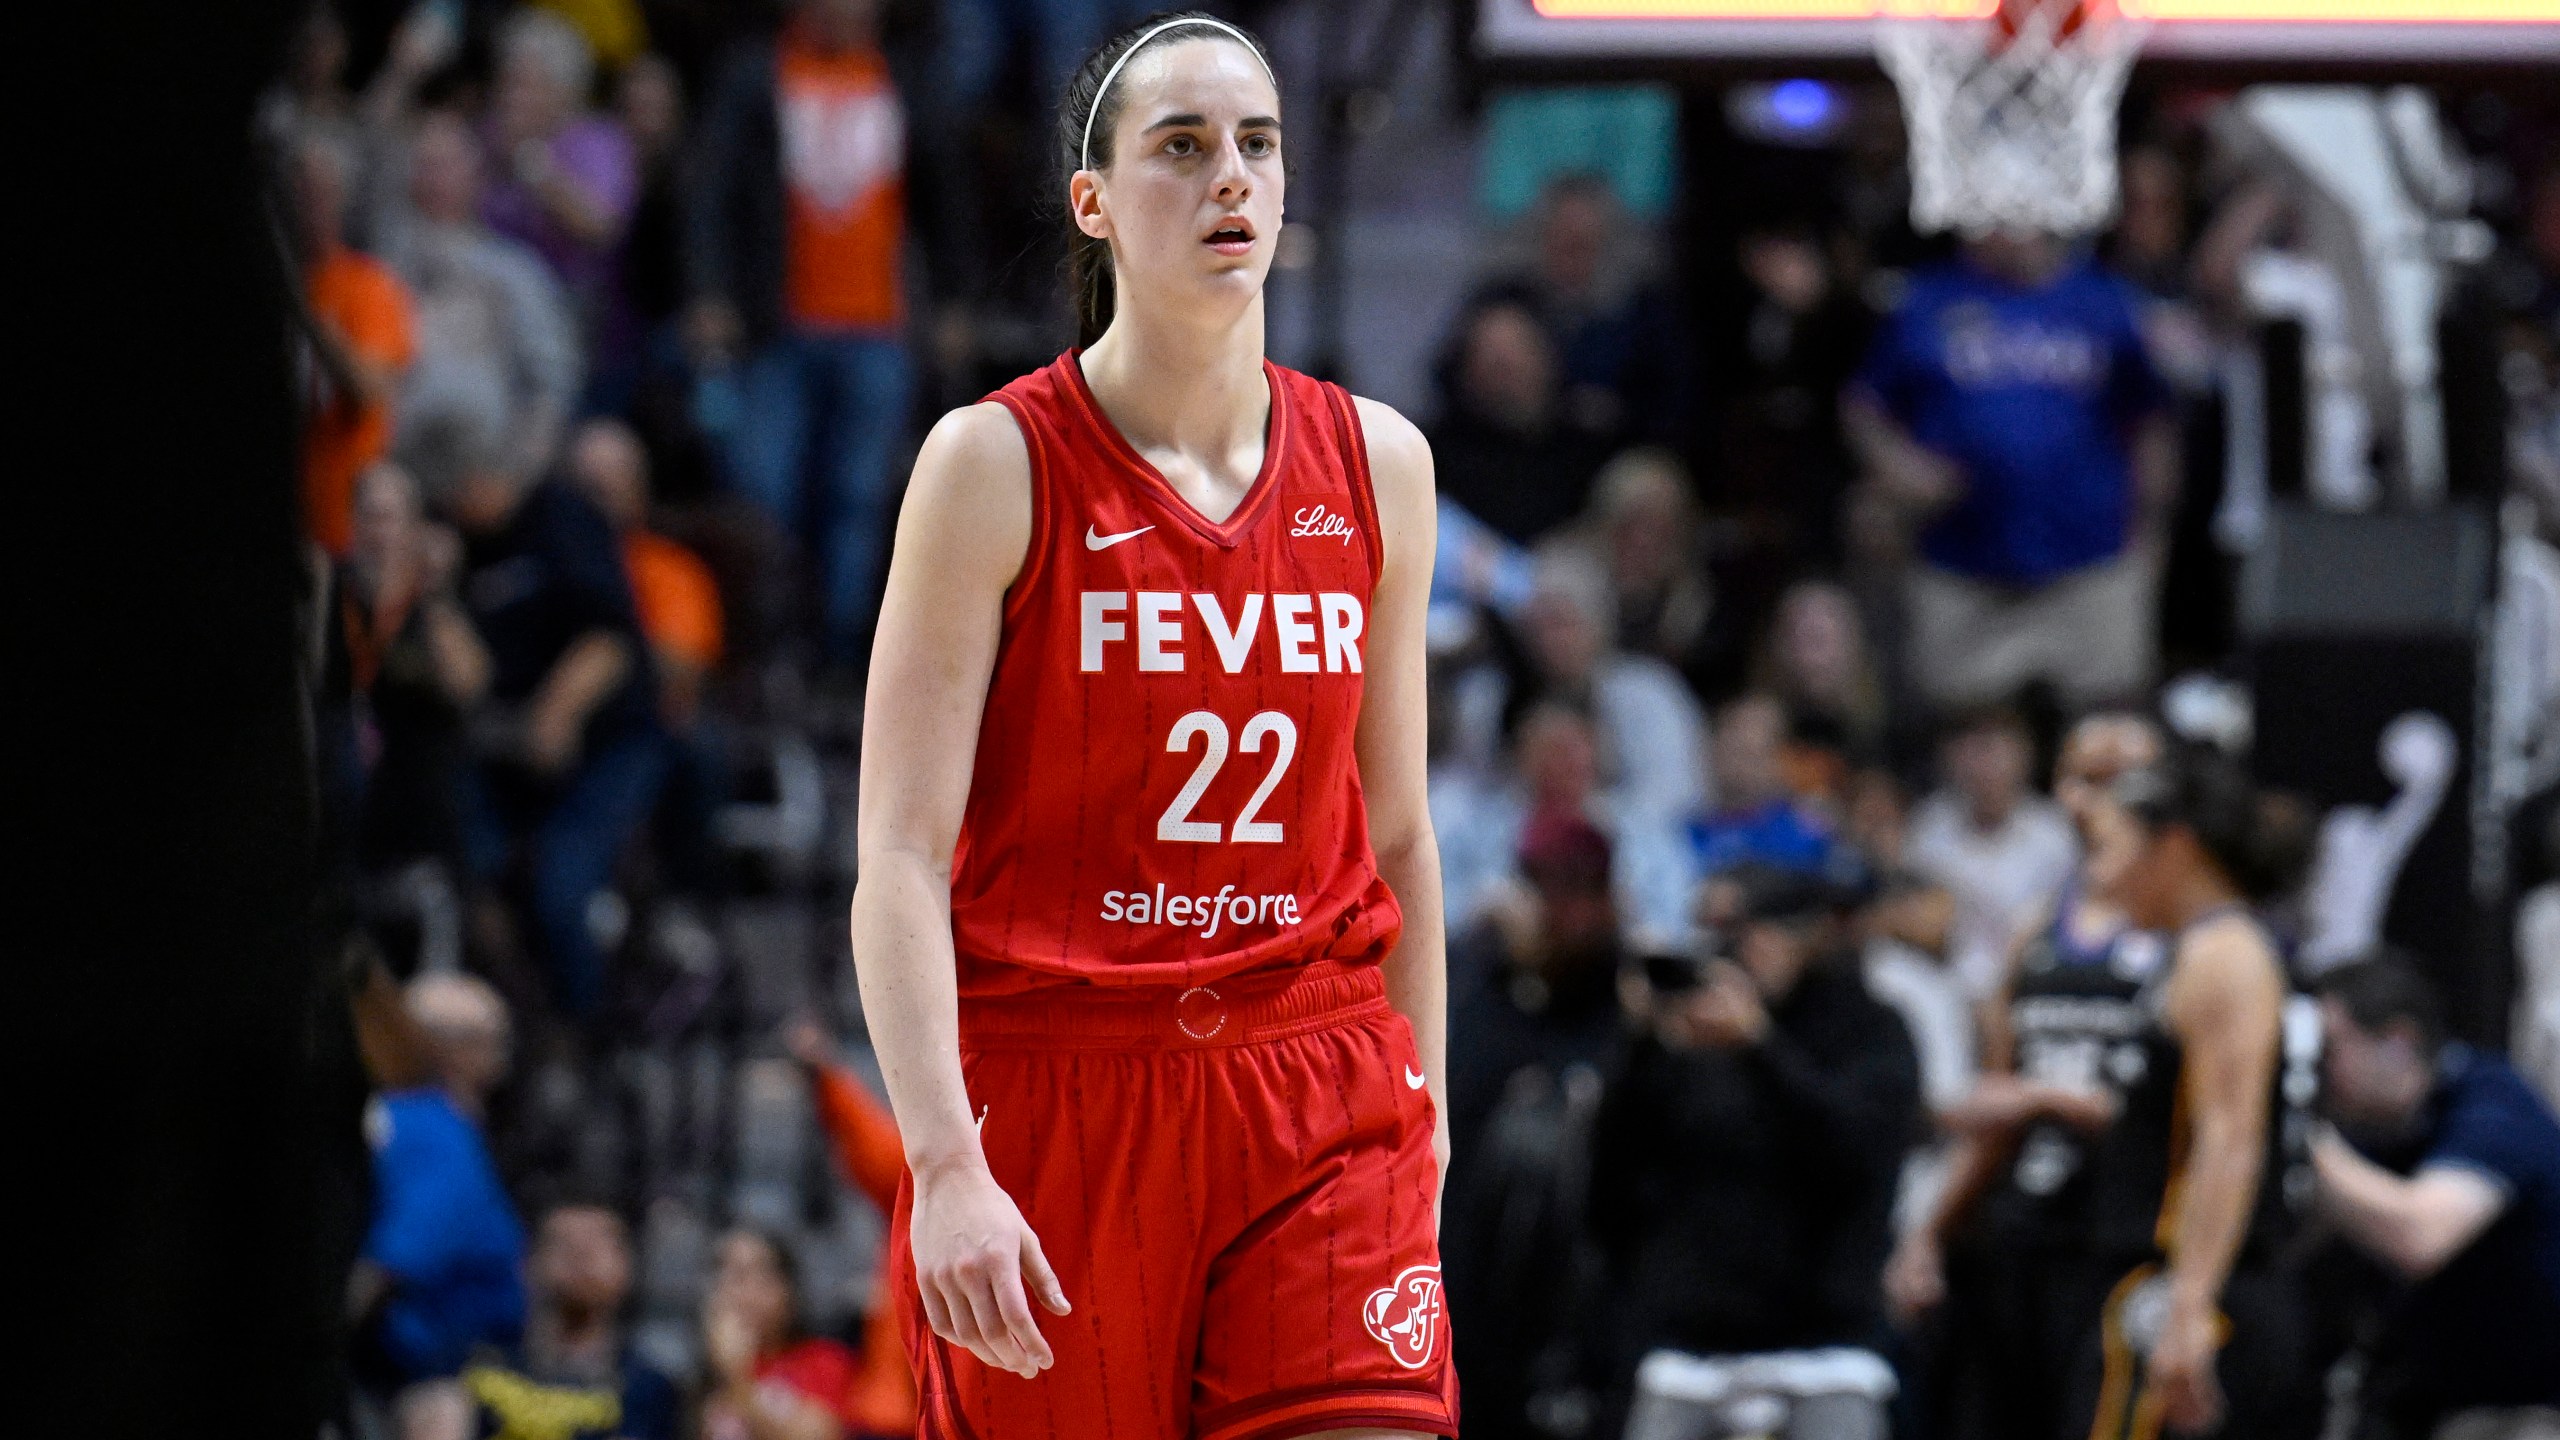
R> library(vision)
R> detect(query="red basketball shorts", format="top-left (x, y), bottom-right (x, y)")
top-left (889, 962), bottom-right (1459, 1440)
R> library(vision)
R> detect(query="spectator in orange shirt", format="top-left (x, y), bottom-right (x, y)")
top-left (293, 126), bottom-right (417, 556)
top-left (784, 1018), bottom-right (919, 1440)
top-left (688, 0), bottom-right (920, 669)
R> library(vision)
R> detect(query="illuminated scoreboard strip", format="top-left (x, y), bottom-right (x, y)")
top-left (1489, 0), bottom-right (2560, 57)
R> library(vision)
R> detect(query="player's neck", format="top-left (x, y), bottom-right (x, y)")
top-left (1080, 300), bottom-right (1269, 460)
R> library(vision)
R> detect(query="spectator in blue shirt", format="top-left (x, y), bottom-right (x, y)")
top-left (1688, 694), bottom-right (1840, 880)
top-left (2312, 955), bottom-right (2560, 1438)
top-left (1845, 232), bottom-right (2177, 712)
top-left (354, 974), bottom-right (527, 1395)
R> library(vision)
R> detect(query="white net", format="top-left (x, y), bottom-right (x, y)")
top-left (1878, 0), bottom-right (2146, 237)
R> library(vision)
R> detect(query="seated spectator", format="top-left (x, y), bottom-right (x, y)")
top-left (351, 974), bottom-right (526, 1402)
top-left (385, 112), bottom-right (582, 500)
top-left (1687, 694), bottom-right (1839, 881)
top-left (1444, 810), bottom-right (1630, 1440)
top-left (701, 1227), bottom-right (901, 1440)
top-left (1904, 704), bottom-right (2078, 998)
top-left (460, 1201), bottom-right (680, 1440)
top-left (332, 461), bottom-right (490, 869)
top-left (455, 449), bottom-right (663, 1020)
top-left (1582, 448), bottom-right (1730, 700)
top-left (480, 10), bottom-right (635, 337)
top-left (1845, 231), bottom-right (2176, 711)
top-left (1756, 579), bottom-right (1896, 772)
top-left (1593, 866), bottom-right (1920, 1438)
top-left (786, 1021), bottom-right (922, 1438)
top-left (293, 125), bottom-right (416, 557)
top-left (1428, 295), bottom-right (1615, 547)
top-left (1434, 701), bottom-right (1696, 953)
top-left (1512, 546), bottom-right (1707, 827)
top-left (1477, 173), bottom-right (1693, 448)
top-left (2312, 956), bottom-right (2560, 1438)
top-left (690, 0), bottom-right (919, 667)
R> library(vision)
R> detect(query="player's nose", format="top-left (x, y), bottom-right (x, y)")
top-left (1209, 136), bottom-right (1253, 200)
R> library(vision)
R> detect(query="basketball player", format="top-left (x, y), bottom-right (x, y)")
top-left (848, 14), bottom-right (1456, 1440)
top-left (1894, 728), bottom-right (2317, 1440)
top-left (1888, 711), bottom-right (2173, 1440)
top-left (2064, 743), bottom-right (2317, 1440)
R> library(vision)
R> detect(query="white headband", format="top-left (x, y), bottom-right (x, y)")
top-left (1078, 17), bottom-right (1276, 173)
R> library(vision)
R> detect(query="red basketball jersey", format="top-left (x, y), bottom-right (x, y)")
top-left (946, 352), bottom-right (1401, 997)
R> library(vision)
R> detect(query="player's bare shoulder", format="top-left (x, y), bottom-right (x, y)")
top-left (897, 401), bottom-right (1035, 592)
top-left (1348, 395), bottom-right (1435, 573)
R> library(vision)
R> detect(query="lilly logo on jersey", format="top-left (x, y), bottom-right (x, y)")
top-left (1362, 1265), bottom-right (1444, 1370)
top-left (1100, 883), bottom-right (1302, 940)
top-left (1291, 504), bottom-right (1356, 544)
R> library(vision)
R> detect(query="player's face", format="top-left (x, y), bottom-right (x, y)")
top-left (2081, 790), bottom-right (2165, 926)
top-left (1078, 38), bottom-right (1284, 322)
top-left (2056, 717), bottom-right (2161, 836)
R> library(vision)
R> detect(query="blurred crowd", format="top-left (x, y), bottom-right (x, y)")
top-left (273, 1), bottom-right (2560, 1438)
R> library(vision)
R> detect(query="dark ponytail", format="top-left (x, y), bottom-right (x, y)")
top-left (1057, 10), bottom-right (1277, 347)
top-left (2117, 741), bottom-right (2315, 902)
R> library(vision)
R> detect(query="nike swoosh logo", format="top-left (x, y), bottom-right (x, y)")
top-left (1405, 1067), bottom-right (1427, 1090)
top-left (1085, 524), bottom-right (1154, 551)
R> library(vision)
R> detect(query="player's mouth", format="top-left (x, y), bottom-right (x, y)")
top-left (1203, 218), bottom-right (1256, 256)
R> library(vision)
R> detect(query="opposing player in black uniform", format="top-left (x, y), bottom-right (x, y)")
top-left (1892, 723), bottom-right (2320, 1440)
top-left (2066, 742), bottom-right (2318, 1439)
top-left (1891, 712), bottom-right (2171, 1440)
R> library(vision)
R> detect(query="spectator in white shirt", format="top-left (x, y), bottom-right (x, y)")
top-left (1905, 704), bottom-right (2079, 1000)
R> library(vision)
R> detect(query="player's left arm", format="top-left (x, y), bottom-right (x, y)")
top-left (1352, 396), bottom-right (1451, 1194)
top-left (2151, 918), bottom-right (2286, 1432)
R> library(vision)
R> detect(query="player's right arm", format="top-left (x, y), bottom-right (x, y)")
top-left (850, 402), bottom-right (1069, 1381)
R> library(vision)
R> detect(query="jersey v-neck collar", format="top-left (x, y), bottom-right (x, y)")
top-left (1060, 348), bottom-right (1288, 549)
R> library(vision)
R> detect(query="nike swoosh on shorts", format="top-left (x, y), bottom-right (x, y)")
top-left (1086, 524), bottom-right (1154, 550)
top-left (1405, 1067), bottom-right (1427, 1089)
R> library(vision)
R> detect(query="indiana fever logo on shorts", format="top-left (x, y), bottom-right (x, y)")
top-left (1361, 1264), bottom-right (1444, 1370)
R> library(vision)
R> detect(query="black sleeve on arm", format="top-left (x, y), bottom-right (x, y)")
top-left (1748, 993), bottom-right (1922, 1184)
top-left (546, 487), bottom-right (642, 637)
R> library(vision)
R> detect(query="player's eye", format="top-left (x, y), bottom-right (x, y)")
top-left (1163, 133), bottom-right (1199, 156)
top-left (1242, 132), bottom-right (1277, 158)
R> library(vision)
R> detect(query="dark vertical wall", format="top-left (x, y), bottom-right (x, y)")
top-left (24, 1), bottom-right (314, 1433)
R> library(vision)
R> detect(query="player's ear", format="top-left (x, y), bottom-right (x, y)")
top-left (1070, 170), bottom-right (1112, 243)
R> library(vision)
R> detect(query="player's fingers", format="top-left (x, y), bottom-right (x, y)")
top-left (917, 1275), bottom-right (960, 1346)
top-left (958, 1267), bottom-right (1035, 1376)
top-left (989, 1261), bottom-right (1057, 1372)
top-left (1021, 1229), bottom-right (1072, 1315)
top-left (938, 1274), bottom-right (1015, 1374)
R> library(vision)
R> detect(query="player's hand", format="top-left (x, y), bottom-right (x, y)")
top-left (910, 1158), bottom-right (1071, 1379)
top-left (1883, 1229), bottom-right (1946, 1324)
top-left (1942, 1073), bottom-right (2041, 1136)
top-left (2148, 1299), bottom-right (2227, 1435)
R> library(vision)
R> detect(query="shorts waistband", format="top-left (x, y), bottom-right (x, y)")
top-left (957, 963), bottom-right (1390, 1051)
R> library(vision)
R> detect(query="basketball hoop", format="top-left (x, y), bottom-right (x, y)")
top-left (1877, 0), bottom-right (2146, 237)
